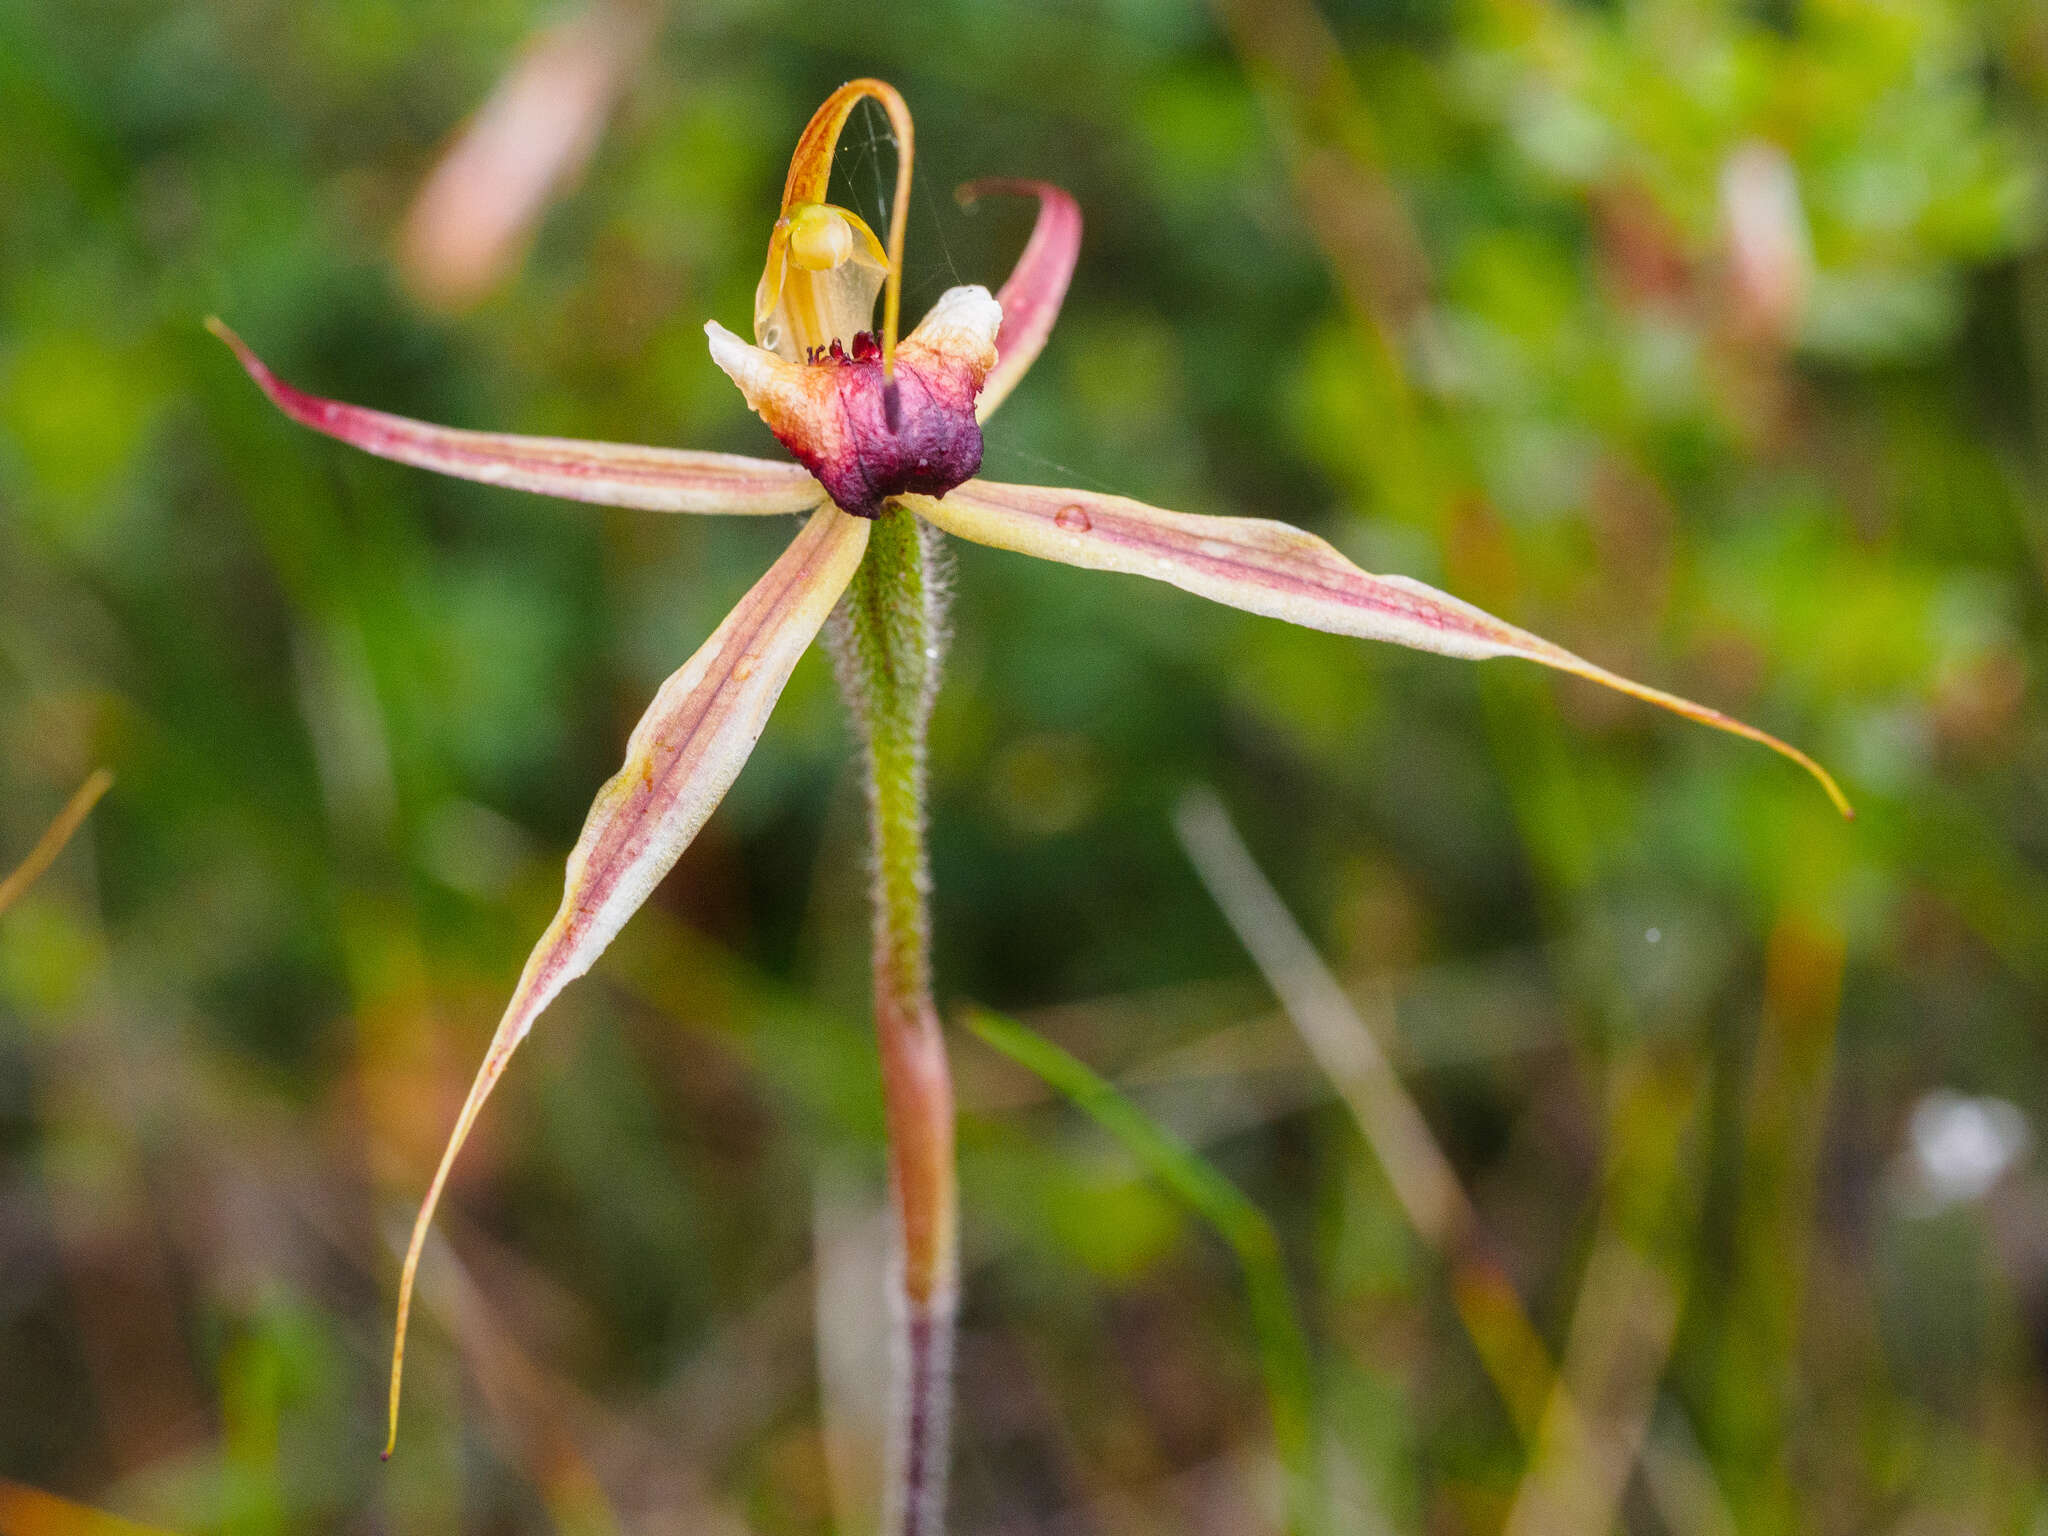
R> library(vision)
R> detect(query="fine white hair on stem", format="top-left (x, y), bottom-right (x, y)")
top-left (915, 516), bottom-right (955, 705)
top-left (825, 511), bottom-right (952, 963)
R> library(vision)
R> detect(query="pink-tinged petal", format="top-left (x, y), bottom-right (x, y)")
top-left (958, 180), bottom-right (1081, 421)
top-left (385, 504), bottom-right (870, 1454)
top-left (907, 480), bottom-right (1851, 817)
top-left (396, 0), bottom-right (656, 311)
top-left (210, 320), bottom-right (822, 515)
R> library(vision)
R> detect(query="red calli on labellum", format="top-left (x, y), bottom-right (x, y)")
top-left (707, 284), bottom-right (998, 518)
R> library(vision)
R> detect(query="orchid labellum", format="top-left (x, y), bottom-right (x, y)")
top-left (213, 78), bottom-right (1847, 1536)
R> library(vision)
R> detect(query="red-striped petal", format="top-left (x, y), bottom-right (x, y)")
top-left (211, 319), bottom-right (822, 515)
top-left (907, 480), bottom-right (1850, 816)
top-left (384, 504), bottom-right (871, 1455)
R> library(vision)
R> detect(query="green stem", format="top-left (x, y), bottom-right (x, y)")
top-left (831, 505), bottom-right (956, 1536)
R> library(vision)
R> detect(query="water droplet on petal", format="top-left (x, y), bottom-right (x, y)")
top-left (1054, 503), bottom-right (1092, 532)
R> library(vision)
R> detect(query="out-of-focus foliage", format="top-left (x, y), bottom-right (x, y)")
top-left (2, 0), bottom-right (2046, 1529)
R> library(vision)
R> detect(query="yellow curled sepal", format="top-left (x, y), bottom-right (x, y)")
top-left (753, 201), bottom-right (890, 361)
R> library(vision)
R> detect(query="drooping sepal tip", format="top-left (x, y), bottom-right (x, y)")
top-left (1759, 734), bottom-right (1852, 819)
top-left (384, 1070), bottom-right (496, 1463)
top-left (1548, 655), bottom-right (1852, 818)
top-left (206, 315), bottom-right (261, 379)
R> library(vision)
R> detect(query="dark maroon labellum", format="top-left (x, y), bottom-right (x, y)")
top-left (776, 333), bottom-right (984, 519)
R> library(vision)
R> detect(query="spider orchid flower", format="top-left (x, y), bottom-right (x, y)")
top-left (213, 76), bottom-right (1846, 1527)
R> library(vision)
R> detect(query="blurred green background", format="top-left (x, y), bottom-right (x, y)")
top-left (4, 0), bottom-right (2047, 1531)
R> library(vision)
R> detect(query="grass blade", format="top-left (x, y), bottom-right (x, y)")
top-left (962, 1005), bottom-right (1321, 1536)
top-left (0, 770), bottom-right (113, 918)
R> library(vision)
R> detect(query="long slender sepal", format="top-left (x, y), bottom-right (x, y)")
top-left (957, 181), bottom-right (1082, 421)
top-left (905, 480), bottom-right (1850, 816)
top-left (209, 320), bottom-right (822, 515)
top-left (385, 504), bottom-right (869, 1456)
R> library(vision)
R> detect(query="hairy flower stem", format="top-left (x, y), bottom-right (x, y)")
top-left (831, 504), bottom-right (956, 1536)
